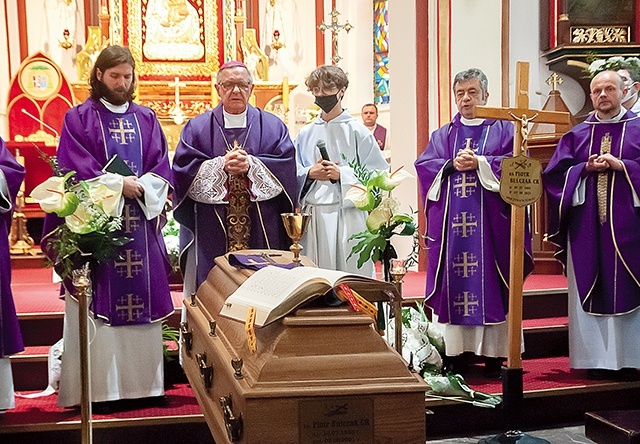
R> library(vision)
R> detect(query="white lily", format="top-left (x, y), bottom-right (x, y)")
top-left (30, 175), bottom-right (79, 217)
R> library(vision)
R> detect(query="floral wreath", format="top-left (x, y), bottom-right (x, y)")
top-left (586, 55), bottom-right (640, 79)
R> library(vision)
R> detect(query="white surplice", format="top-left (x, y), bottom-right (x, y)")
top-left (294, 110), bottom-right (389, 276)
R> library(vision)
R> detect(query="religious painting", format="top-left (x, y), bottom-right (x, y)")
top-left (122, 0), bottom-right (222, 79)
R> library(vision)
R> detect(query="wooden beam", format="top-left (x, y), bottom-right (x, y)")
top-left (17, 0), bottom-right (28, 61)
top-left (315, 0), bottom-right (325, 66)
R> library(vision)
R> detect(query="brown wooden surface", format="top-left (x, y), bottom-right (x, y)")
top-left (182, 249), bottom-right (427, 444)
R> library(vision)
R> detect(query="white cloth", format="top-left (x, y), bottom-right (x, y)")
top-left (567, 245), bottom-right (640, 370)
top-left (295, 110), bottom-right (389, 276)
top-left (433, 313), bottom-right (523, 358)
top-left (57, 297), bottom-right (164, 407)
top-left (0, 358), bottom-right (15, 410)
top-left (57, 172), bottom-right (168, 407)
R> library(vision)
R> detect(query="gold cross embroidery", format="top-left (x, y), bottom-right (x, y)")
top-left (453, 291), bottom-right (480, 316)
top-left (109, 118), bottom-right (136, 145)
top-left (123, 204), bottom-right (141, 233)
top-left (452, 252), bottom-right (478, 278)
top-left (451, 211), bottom-right (478, 238)
top-left (115, 249), bottom-right (143, 278)
top-left (116, 294), bottom-right (145, 322)
top-left (453, 172), bottom-right (477, 198)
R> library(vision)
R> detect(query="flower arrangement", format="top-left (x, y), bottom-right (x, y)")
top-left (344, 159), bottom-right (417, 271)
top-left (30, 159), bottom-right (131, 281)
top-left (162, 207), bottom-right (180, 273)
top-left (586, 55), bottom-right (640, 78)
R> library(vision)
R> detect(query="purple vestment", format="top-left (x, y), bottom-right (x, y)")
top-left (544, 110), bottom-right (640, 315)
top-left (373, 124), bottom-right (387, 151)
top-left (415, 115), bottom-right (534, 326)
top-left (172, 104), bottom-right (297, 288)
top-left (42, 99), bottom-right (174, 325)
top-left (0, 138), bottom-right (25, 357)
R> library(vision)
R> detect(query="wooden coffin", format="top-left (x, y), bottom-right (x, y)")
top-left (181, 250), bottom-right (428, 444)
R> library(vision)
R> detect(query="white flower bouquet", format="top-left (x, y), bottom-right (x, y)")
top-left (30, 164), bottom-right (131, 281)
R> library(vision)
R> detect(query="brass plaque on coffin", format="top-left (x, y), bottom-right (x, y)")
top-left (299, 397), bottom-right (374, 444)
top-left (500, 155), bottom-right (543, 207)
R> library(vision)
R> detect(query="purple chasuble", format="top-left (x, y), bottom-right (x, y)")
top-left (373, 125), bottom-right (387, 151)
top-left (42, 99), bottom-right (174, 326)
top-left (544, 110), bottom-right (640, 315)
top-left (0, 137), bottom-right (25, 357)
top-left (172, 104), bottom-right (298, 288)
top-left (415, 115), bottom-right (534, 326)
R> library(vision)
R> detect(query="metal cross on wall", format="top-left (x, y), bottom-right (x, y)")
top-left (318, 8), bottom-right (353, 65)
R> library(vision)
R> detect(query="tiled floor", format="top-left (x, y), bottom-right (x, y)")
top-left (426, 425), bottom-right (596, 443)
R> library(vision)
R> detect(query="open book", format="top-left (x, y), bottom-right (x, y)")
top-left (219, 266), bottom-right (394, 327)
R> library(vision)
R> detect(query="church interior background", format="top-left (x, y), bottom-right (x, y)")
top-left (2, 1), bottom-right (640, 442)
top-left (1, 0), bottom-right (639, 267)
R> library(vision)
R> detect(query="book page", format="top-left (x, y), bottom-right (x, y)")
top-left (219, 266), bottom-right (350, 325)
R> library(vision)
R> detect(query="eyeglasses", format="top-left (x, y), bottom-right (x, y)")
top-left (218, 81), bottom-right (252, 92)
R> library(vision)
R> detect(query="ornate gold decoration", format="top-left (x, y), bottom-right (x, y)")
top-left (227, 140), bottom-right (251, 252)
top-left (318, 8), bottom-right (353, 65)
top-left (281, 212), bottom-right (311, 267)
top-left (9, 149), bottom-right (36, 255)
top-left (14, 130), bottom-right (58, 147)
top-left (571, 26), bottom-right (630, 44)
top-left (127, 0), bottom-right (219, 78)
top-left (546, 72), bottom-right (563, 91)
top-left (59, 29), bottom-right (73, 50)
top-left (597, 132), bottom-right (612, 224)
top-left (271, 30), bottom-right (284, 51)
top-left (239, 29), bottom-right (269, 81)
top-left (77, 26), bottom-right (107, 82)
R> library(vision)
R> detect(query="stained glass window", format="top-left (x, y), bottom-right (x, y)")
top-left (374, 0), bottom-right (389, 104)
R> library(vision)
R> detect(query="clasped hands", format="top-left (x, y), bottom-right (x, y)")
top-left (586, 153), bottom-right (624, 173)
top-left (453, 148), bottom-right (478, 171)
top-left (308, 158), bottom-right (340, 182)
top-left (224, 148), bottom-right (250, 176)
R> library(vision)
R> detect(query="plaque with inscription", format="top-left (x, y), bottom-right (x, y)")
top-left (299, 397), bottom-right (374, 444)
top-left (500, 155), bottom-right (543, 207)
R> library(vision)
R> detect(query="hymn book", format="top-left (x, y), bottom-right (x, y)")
top-left (103, 154), bottom-right (135, 176)
top-left (219, 266), bottom-right (391, 327)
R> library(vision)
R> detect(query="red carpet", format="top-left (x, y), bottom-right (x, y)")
top-left (4, 383), bottom-right (202, 427)
top-left (11, 266), bottom-right (567, 314)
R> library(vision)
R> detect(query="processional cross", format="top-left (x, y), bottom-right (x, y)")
top-left (474, 61), bottom-right (570, 414)
top-left (318, 8), bottom-right (353, 65)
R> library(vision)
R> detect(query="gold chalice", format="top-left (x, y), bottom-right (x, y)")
top-left (281, 212), bottom-right (311, 267)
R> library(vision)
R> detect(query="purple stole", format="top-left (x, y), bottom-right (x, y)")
top-left (95, 112), bottom-right (153, 326)
top-left (440, 125), bottom-right (505, 326)
top-left (373, 125), bottom-right (387, 151)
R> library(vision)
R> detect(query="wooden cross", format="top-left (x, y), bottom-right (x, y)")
top-left (474, 61), bottom-right (570, 370)
top-left (318, 8), bottom-right (353, 65)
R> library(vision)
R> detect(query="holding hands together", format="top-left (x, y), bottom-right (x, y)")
top-left (224, 148), bottom-right (250, 175)
top-left (586, 153), bottom-right (624, 172)
top-left (309, 158), bottom-right (340, 182)
top-left (453, 148), bottom-right (479, 171)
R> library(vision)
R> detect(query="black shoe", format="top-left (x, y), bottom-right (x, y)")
top-left (443, 355), bottom-right (469, 375)
top-left (483, 357), bottom-right (504, 379)
top-left (585, 368), bottom-right (615, 380)
top-left (615, 368), bottom-right (640, 382)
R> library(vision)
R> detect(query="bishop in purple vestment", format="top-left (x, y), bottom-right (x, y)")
top-left (415, 68), bottom-right (533, 377)
top-left (544, 70), bottom-right (640, 376)
top-left (0, 137), bottom-right (24, 410)
top-left (172, 62), bottom-right (297, 290)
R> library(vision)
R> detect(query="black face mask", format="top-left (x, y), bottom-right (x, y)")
top-left (314, 93), bottom-right (339, 113)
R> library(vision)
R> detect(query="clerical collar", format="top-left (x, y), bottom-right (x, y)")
top-left (223, 108), bottom-right (248, 128)
top-left (100, 98), bottom-right (129, 114)
top-left (365, 124), bottom-right (376, 131)
top-left (595, 107), bottom-right (626, 123)
top-left (460, 116), bottom-right (485, 126)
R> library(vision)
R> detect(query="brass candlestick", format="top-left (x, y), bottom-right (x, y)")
top-left (281, 212), bottom-right (311, 267)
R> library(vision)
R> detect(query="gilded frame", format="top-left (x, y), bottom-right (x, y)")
top-left (124, 0), bottom-right (220, 78)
